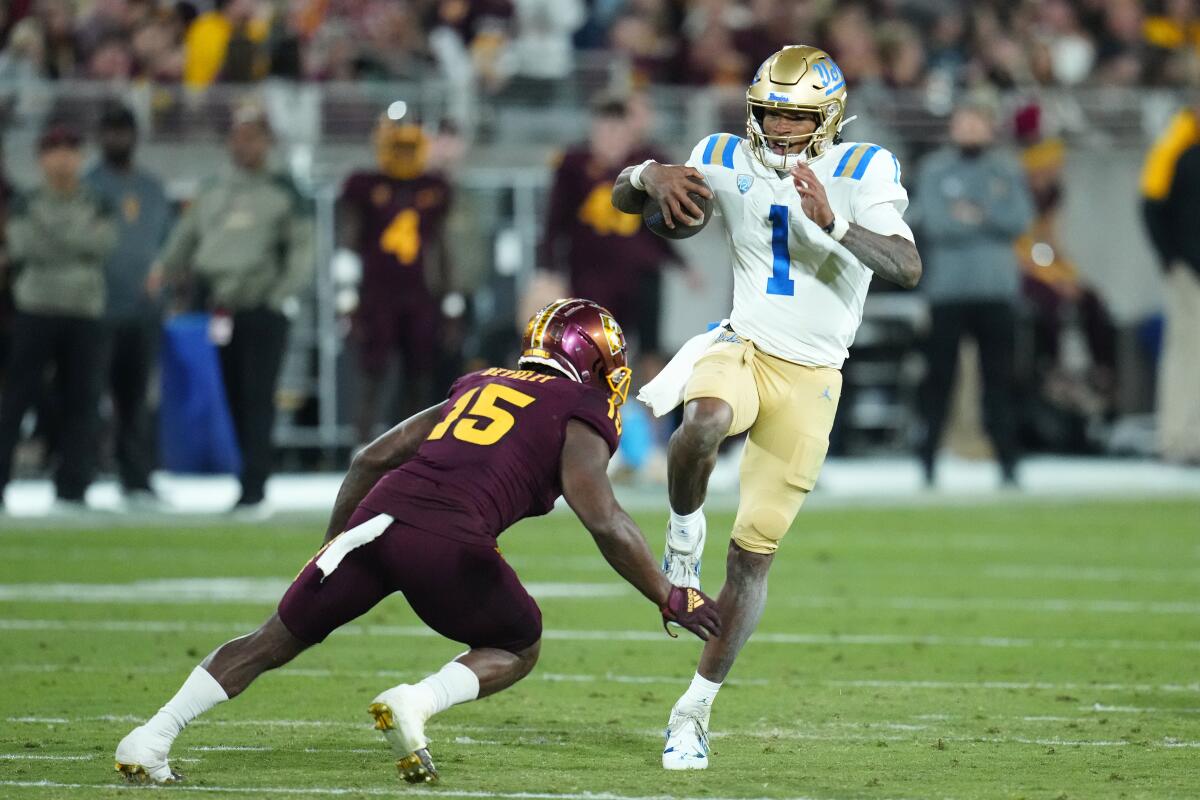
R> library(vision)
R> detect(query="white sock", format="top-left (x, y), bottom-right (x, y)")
top-left (144, 667), bottom-right (229, 743)
top-left (417, 661), bottom-right (481, 715)
top-left (669, 506), bottom-right (704, 547)
top-left (677, 672), bottom-right (722, 713)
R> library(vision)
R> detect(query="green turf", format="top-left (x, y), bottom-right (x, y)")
top-left (0, 499), bottom-right (1198, 799)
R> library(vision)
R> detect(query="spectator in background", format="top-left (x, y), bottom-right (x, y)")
top-left (500, 0), bottom-right (585, 103)
top-left (1140, 97), bottom-right (1200, 464)
top-left (0, 123), bottom-right (117, 512)
top-left (183, 0), bottom-right (268, 88)
top-left (154, 106), bottom-right (313, 516)
top-left (336, 114), bottom-right (453, 444)
top-left (86, 103), bottom-right (174, 508)
top-left (0, 17), bottom-right (45, 82)
top-left (540, 92), bottom-right (696, 355)
top-left (35, 0), bottom-right (78, 79)
top-left (913, 101), bottom-right (1034, 486)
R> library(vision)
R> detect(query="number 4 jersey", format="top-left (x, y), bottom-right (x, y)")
top-left (687, 135), bottom-right (914, 368)
top-left (338, 171), bottom-right (451, 300)
top-left (360, 368), bottom-right (621, 544)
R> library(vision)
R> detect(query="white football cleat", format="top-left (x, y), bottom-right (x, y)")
top-left (663, 704), bottom-right (710, 770)
top-left (369, 684), bottom-right (438, 784)
top-left (662, 512), bottom-right (706, 590)
top-left (114, 725), bottom-right (182, 784)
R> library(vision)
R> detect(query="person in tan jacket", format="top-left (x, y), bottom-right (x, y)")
top-left (156, 106), bottom-right (313, 515)
top-left (0, 122), bottom-right (118, 511)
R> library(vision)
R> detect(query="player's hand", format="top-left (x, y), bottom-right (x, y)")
top-left (643, 164), bottom-right (713, 230)
top-left (661, 585), bottom-right (721, 641)
top-left (791, 162), bottom-right (835, 229)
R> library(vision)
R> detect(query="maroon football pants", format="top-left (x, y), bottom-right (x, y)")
top-left (278, 507), bottom-right (542, 653)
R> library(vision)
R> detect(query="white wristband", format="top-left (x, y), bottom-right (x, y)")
top-left (828, 215), bottom-right (849, 242)
top-left (629, 159), bottom-right (655, 191)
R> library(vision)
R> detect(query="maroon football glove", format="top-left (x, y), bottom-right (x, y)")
top-left (660, 586), bottom-right (721, 641)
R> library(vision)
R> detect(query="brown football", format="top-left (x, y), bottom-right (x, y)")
top-left (642, 191), bottom-right (712, 240)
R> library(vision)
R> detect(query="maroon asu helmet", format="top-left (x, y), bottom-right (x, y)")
top-left (518, 298), bottom-right (632, 405)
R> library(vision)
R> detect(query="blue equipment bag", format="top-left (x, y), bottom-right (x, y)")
top-left (159, 313), bottom-right (242, 474)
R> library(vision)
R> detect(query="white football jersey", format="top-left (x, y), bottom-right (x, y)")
top-left (687, 135), bottom-right (913, 368)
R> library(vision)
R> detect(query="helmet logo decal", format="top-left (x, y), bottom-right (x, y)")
top-left (812, 59), bottom-right (845, 96)
top-left (599, 313), bottom-right (625, 357)
top-left (768, 92), bottom-right (790, 102)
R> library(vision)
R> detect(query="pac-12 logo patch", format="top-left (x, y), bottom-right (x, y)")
top-left (737, 174), bottom-right (754, 194)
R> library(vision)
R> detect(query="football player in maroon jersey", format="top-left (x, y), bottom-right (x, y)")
top-left (336, 114), bottom-right (454, 443)
top-left (115, 299), bottom-right (721, 786)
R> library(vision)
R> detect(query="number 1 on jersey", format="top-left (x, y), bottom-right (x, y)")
top-left (765, 204), bottom-right (794, 296)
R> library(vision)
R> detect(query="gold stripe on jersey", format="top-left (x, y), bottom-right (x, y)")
top-left (836, 144), bottom-right (872, 179)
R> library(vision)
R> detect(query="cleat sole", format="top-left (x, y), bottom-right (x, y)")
top-left (397, 750), bottom-right (439, 784)
top-left (369, 702), bottom-right (438, 784)
top-left (116, 761), bottom-right (182, 784)
top-left (116, 763), bottom-right (148, 785)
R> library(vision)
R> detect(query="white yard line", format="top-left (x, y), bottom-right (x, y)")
top-left (0, 663), bottom-right (768, 687)
top-left (1088, 704), bottom-right (1200, 714)
top-left (829, 679), bottom-right (1200, 693)
top-left (983, 565), bottom-right (1200, 583)
top-left (0, 754), bottom-right (93, 761)
top-left (2, 617), bottom-right (1197, 651)
top-left (4, 575), bottom-right (1197, 615)
top-left (0, 579), bottom-right (628, 604)
top-left (786, 595), bottom-right (1200, 615)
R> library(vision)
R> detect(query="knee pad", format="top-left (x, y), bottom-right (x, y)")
top-left (732, 502), bottom-right (794, 554)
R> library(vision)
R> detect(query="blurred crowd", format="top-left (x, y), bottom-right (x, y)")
top-left (1, 1), bottom-right (1198, 514)
top-left (0, 0), bottom-right (1198, 91)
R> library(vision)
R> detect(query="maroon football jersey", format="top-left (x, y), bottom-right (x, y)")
top-left (360, 367), bottom-right (622, 544)
top-left (339, 171), bottom-right (451, 300)
top-left (540, 146), bottom-right (682, 280)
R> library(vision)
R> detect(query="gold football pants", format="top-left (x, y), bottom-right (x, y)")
top-left (684, 333), bottom-right (841, 554)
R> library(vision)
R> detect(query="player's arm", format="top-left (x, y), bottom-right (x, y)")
top-left (560, 421), bottom-right (721, 641)
top-left (323, 402), bottom-right (446, 543)
top-left (791, 160), bottom-right (923, 289)
top-left (837, 226), bottom-right (922, 289)
top-left (612, 162), bottom-right (712, 229)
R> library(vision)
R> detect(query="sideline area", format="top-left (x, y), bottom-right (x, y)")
top-left (2, 456), bottom-right (1198, 520)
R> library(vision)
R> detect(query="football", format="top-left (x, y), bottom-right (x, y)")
top-left (642, 191), bottom-right (712, 240)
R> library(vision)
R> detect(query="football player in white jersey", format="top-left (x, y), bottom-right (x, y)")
top-left (612, 44), bottom-right (922, 770)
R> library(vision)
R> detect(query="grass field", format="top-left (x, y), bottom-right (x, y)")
top-left (0, 498), bottom-right (1198, 799)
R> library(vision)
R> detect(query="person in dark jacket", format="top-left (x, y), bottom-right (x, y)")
top-left (911, 101), bottom-right (1034, 486)
top-left (86, 102), bottom-right (175, 508)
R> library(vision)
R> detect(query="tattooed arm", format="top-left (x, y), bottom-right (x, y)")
top-left (838, 225), bottom-right (922, 289)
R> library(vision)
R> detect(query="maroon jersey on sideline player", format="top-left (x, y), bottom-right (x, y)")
top-left (542, 145), bottom-right (682, 319)
top-left (360, 366), bottom-right (621, 545)
top-left (340, 170), bottom-right (450, 301)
